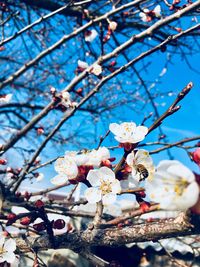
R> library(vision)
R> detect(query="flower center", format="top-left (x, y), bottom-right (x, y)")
top-left (174, 178), bottom-right (189, 196)
top-left (100, 180), bottom-right (112, 195)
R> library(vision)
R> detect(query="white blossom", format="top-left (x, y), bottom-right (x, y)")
top-left (145, 160), bottom-right (199, 211)
top-left (91, 63), bottom-right (102, 76)
top-left (65, 151), bottom-right (89, 166)
top-left (109, 122), bottom-right (148, 144)
top-left (139, 8), bottom-right (150, 22)
top-left (35, 173), bottom-right (44, 182)
top-left (139, 5), bottom-right (161, 22)
top-left (51, 156), bottom-right (78, 185)
top-left (126, 149), bottom-right (155, 183)
top-left (84, 167), bottom-right (121, 205)
top-left (0, 236), bottom-right (17, 265)
top-left (87, 147), bottom-right (110, 167)
top-left (0, 94), bottom-right (12, 105)
top-left (109, 21), bottom-right (118, 31)
top-left (153, 5), bottom-right (161, 17)
top-left (85, 29), bottom-right (98, 42)
top-left (78, 60), bottom-right (89, 69)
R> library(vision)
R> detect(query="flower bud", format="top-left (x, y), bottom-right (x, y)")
top-left (139, 201), bottom-right (150, 213)
top-left (37, 127), bottom-right (44, 135)
top-left (24, 191), bottom-right (31, 201)
top-left (15, 191), bottom-right (21, 197)
top-left (7, 213), bottom-right (17, 224)
top-left (108, 21), bottom-right (118, 31)
top-left (53, 219), bottom-right (66, 230)
top-left (0, 158), bottom-right (7, 165)
top-left (33, 222), bottom-right (46, 232)
top-left (191, 148), bottom-right (200, 166)
top-left (20, 216), bottom-right (31, 226)
top-left (35, 200), bottom-right (44, 209)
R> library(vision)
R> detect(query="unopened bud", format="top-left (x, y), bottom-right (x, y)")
top-left (20, 216), bottom-right (31, 226)
top-left (35, 200), bottom-right (44, 209)
top-left (0, 158), bottom-right (7, 165)
top-left (53, 219), bottom-right (66, 230)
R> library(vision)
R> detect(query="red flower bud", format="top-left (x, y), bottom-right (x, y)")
top-left (6, 167), bottom-right (13, 173)
top-left (101, 159), bottom-right (112, 167)
top-left (117, 223), bottom-right (124, 228)
top-left (137, 191), bottom-right (146, 198)
top-left (191, 148), bottom-right (200, 166)
top-left (20, 216), bottom-right (31, 225)
top-left (109, 61), bottom-right (117, 67)
top-left (24, 191), bottom-right (31, 201)
top-left (0, 158), bottom-right (7, 165)
top-left (35, 200), bottom-right (44, 209)
top-left (7, 213), bottom-right (17, 221)
top-left (139, 201), bottom-right (150, 213)
top-left (76, 88), bottom-right (83, 95)
top-left (37, 127), bottom-right (44, 135)
top-left (175, 27), bottom-right (182, 33)
top-left (15, 192), bottom-right (21, 198)
top-left (53, 219), bottom-right (66, 230)
top-left (33, 222), bottom-right (46, 232)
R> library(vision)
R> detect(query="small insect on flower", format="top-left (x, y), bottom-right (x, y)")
top-left (126, 149), bottom-right (155, 183)
top-left (136, 164), bottom-right (149, 181)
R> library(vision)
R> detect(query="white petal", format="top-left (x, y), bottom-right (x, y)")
top-left (109, 123), bottom-right (120, 135)
top-left (78, 60), bottom-right (89, 69)
top-left (126, 152), bottom-right (135, 166)
top-left (167, 163), bottom-right (195, 183)
top-left (154, 5), bottom-right (161, 17)
top-left (100, 167), bottom-right (115, 182)
top-left (4, 239), bottom-right (16, 252)
top-left (2, 252), bottom-right (16, 264)
top-left (75, 153), bottom-right (89, 166)
top-left (97, 147), bottom-right (110, 160)
top-left (87, 169), bottom-right (101, 187)
top-left (84, 188), bottom-right (101, 203)
top-left (51, 175), bottom-right (68, 185)
top-left (174, 182), bottom-right (199, 210)
top-left (111, 179), bottom-right (121, 194)
top-left (85, 29), bottom-right (98, 42)
top-left (136, 126), bottom-right (148, 136)
top-left (102, 193), bottom-right (116, 205)
top-left (54, 158), bottom-right (66, 174)
top-left (91, 64), bottom-right (102, 76)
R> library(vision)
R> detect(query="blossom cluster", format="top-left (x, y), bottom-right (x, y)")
top-left (51, 121), bottom-right (199, 211)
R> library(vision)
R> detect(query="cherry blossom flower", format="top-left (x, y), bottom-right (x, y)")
top-left (84, 167), bottom-right (121, 205)
top-left (85, 29), bottom-right (98, 42)
top-left (139, 5), bottom-right (161, 22)
top-left (0, 236), bottom-right (18, 265)
top-left (87, 147), bottom-right (110, 167)
top-left (0, 94), bottom-right (12, 105)
top-left (109, 122), bottom-right (148, 144)
top-left (126, 149), bottom-right (155, 182)
top-left (145, 160), bottom-right (199, 210)
top-left (108, 21), bottom-right (118, 31)
top-left (51, 156), bottom-right (78, 185)
top-left (35, 172), bottom-right (44, 182)
top-left (77, 60), bottom-right (89, 70)
top-left (90, 63), bottom-right (102, 76)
